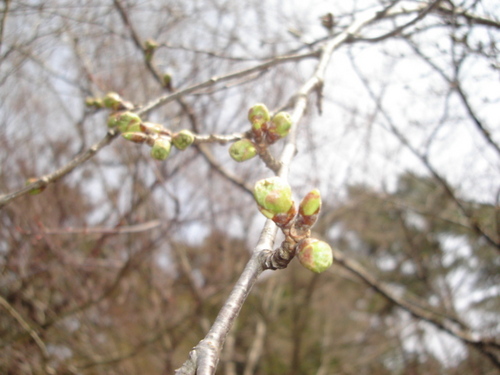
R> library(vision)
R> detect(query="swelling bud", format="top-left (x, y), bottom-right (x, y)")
top-left (107, 111), bottom-right (142, 133)
top-left (229, 139), bottom-right (257, 162)
top-left (248, 103), bottom-right (270, 136)
top-left (253, 177), bottom-right (294, 223)
top-left (296, 238), bottom-right (333, 273)
top-left (103, 92), bottom-right (123, 110)
top-left (150, 137), bottom-right (171, 160)
top-left (267, 111), bottom-right (292, 143)
top-left (172, 130), bottom-right (195, 150)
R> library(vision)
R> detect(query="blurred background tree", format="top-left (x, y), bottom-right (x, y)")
top-left (0, 0), bottom-right (498, 374)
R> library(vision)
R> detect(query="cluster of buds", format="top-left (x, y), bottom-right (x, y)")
top-left (229, 103), bottom-right (293, 162)
top-left (253, 176), bottom-right (333, 273)
top-left (107, 110), bottom-right (195, 161)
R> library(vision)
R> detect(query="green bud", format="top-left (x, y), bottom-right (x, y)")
top-left (122, 132), bottom-right (149, 143)
top-left (172, 130), bottom-right (195, 150)
top-left (299, 189), bottom-right (321, 217)
top-left (296, 238), bottom-right (333, 273)
top-left (248, 103), bottom-right (270, 134)
top-left (25, 178), bottom-right (45, 195)
top-left (253, 177), bottom-right (294, 220)
top-left (163, 73), bottom-right (172, 89)
top-left (229, 139), bottom-right (257, 162)
top-left (102, 92), bottom-right (123, 110)
top-left (150, 137), bottom-right (171, 160)
top-left (267, 111), bottom-right (292, 143)
top-left (107, 111), bottom-right (142, 133)
top-left (144, 39), bottom-right (158, 50)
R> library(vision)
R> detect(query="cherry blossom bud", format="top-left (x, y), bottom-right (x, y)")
top-left (253, 177), bottom-right (294, 224)
top-left (144, 39), bottom-right (158, 62)
top-left (229, 139), bottom-right (257, 162)
top-left (295, 189), bottom-right (321, 229)
top-left (103, 92), bottom-right (123, 110)
top-left (248, 103), bottom-right (270, 137)
top-left (107, 111), bottom-right (142, 133)
top-left (150, 137), bottom-right (171, 160)
top-left (296, 238), bottom-right (333, 273)
top-left (172, 130), bottom-right (195, 150)
top-left (266, 111), bottom-right (292, 143)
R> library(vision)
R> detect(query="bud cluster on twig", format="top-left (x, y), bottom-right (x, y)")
top-left (91, 92), bottom-right (195, 161)
top-left (229, 103), bottom-right (292, 163)
top-left (253, 176), bottom-right (333, 273)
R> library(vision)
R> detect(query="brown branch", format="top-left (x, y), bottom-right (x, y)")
top-left (331, 247), bottom-right (500, 368)
top-left (175, 4), bottom-right (433, 374)
top-left (349, 50), bottom-right (500, 251)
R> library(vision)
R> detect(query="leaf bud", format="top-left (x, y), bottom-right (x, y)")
top-left (248, 103), bottom-right (270, 136)
top-left (163, 73), bottom-right (173, 90)
top-left (122, 132), bottom-right (149, 144)
top-left (25, 178), bottom-right (46, 195)
top-left (253, 177), bottom-right (294, 223)
top-left (172, 130), bottom-right (195, 150)
top-left (229, 139), bottom-right (257, 162)
top-left (150, 137), bottom-right (171, 160)
top-left (266, 111), bottom-right (292, 143)
top-left (296, 238), bottom-right (333, 273)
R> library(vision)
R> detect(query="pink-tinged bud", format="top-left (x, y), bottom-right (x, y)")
top-left (150, 137), bottom-right (171, 160)
top-left (266, 111), bottom-right (292, 143)
top-left (172, 130), bottom-right (195, 150)
top-left (296, 238), bottom-right (333, 273)
top-left (292, 189), bottom-right (322, 238)
top-left (299, 189), bottom-right (321, 216)
top-left (229, 139), bottom-right (257, 162)
top-left (103, 92), bottom-right (123, 110)
top-left (107, 111), bottom-right (142, 133)
top-left (253, 177), bottom-right (294, 223)
top-left (122, 132), bottom-right (149, 144)
top-left (248, 103), bottom-right (270, 137)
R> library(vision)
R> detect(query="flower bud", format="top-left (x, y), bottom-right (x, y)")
top-left (253, 177), bottom-right (294, 222)
top-left (150, 137), bottom-right (171, 160)
top-left (122, 132), bottom-right (149, 144)
top-left (296, 238), bottom-right (333, 273)
top-left (229, 139), bottom-right (257, 162)
top-left (248, 103), bottom-right (270, 137)
top-left (102, 92), bottom-right (123, 110)
top-left (85, 97), bottom-right (104, 108)
top-left (266, 111), bottom-right (292, 143)
top-left (299, 189), bottom-right (321, 216)
top-left (107, 111), bottom-right (142, 133)
top-left (172, 130), bottom-right (195, 150)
